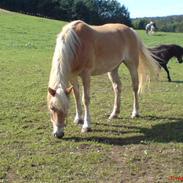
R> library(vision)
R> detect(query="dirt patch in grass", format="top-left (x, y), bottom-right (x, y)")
top-left (106, 144), bottom-right (183, 183)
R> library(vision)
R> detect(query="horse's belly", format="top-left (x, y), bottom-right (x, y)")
top-left (91, 58), bottom-right (122, 75)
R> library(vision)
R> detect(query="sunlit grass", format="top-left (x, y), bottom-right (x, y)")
top-left (0, 10), bottom-right (183, 182)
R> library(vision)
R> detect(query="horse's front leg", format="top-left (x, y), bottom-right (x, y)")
top-left (81, 73), bottom-right (92, 133)
top-left (70, 78), bottom-right (83, 125)
top-left (163, 64), bottom-right (171, 82)
top-left (108, 67), bottom-right (122, 119)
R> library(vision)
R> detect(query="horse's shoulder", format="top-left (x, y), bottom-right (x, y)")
top-left (70, 21), bottom-right (94, 40)
top-left (73, 20), bottom-right (91, 32)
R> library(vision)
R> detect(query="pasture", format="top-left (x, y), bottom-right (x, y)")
top-left (0, 10), bottom-right (183, 183)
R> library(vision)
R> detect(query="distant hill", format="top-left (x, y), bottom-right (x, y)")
top-left (132, 15), bottom-right (183, 32)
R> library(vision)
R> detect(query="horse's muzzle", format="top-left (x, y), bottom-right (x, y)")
top-left (53, 131), bottom-right (64, 138)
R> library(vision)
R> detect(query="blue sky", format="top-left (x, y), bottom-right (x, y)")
top-left (119, 0), bottom-right (183, 18)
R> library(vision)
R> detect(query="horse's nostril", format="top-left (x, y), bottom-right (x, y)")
top-left (53, 132), bottom-right (64, 139)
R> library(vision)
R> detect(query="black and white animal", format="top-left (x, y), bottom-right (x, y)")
top-left (145, 21), bottom-right (157, 34)
top-left (149, 44), bottom-right (183, 81)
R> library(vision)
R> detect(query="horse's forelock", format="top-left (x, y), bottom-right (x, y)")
top-left (48, 88), bottom-right (69, 113)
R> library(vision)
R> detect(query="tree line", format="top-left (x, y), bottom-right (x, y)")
top-left (1, 0), bottom-right (182, 32)
top-left (0, 0), bottom-right (132, 26)
top-left (132, 15), bottom-right (183, 33)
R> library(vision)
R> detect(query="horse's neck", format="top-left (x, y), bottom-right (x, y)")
top-left (169, 47), bottom-right (179, 59)
top-left (172, 46), bottom-right (183, 58)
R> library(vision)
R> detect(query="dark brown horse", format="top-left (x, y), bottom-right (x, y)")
top-left (149, 44), bottom-right (183, 82)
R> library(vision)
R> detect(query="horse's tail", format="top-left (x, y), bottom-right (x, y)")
top-left (132, 29), bottom-right (160, 93)
top-left (138, 42), bottom-right (160, 93)
top-left (48, 21), bottom-right (81, 90)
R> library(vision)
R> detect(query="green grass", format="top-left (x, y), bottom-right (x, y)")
top-left (0, 10), bottom-right (183, 183)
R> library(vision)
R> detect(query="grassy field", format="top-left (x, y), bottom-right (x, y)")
top-left (0, 10), bottom-right (183, 183)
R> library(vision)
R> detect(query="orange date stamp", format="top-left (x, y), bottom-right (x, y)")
top-left (169, 176), bottom-right (183, 182)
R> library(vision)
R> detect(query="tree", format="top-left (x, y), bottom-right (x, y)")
top-left (94, 0), bottom-right (131, 25)
top-left (132, 15), bottom-right (183, 32)
top-left (72, 0), bottom-right (93, 23)
top-left (0, 0), bottom-right (132, 26)
top-left (132, 18), bottom-right (149, 29)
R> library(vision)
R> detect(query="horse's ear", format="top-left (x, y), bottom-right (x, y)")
top-left (65, 86), bottom-right (73, 96)
top-left (48, 87), bottom-right (56, 96)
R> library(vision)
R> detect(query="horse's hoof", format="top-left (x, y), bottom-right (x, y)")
top-left (74, 119), bottom-right (84, 125)
top-left (108, 114), bottom-right (118, 120)
top-left (53, 131), bottom-right (64, 139)
top-left (131, 114), bottom-right (140, 119)
top-left (81, 127), bottom-right (92, 133)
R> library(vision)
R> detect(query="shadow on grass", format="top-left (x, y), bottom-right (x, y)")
top-left (153, 33), bottom-right (166, 37)
top-left (171, 80), bottom-right (183, 84)
top-left (64, 116), bottom-right (183, 146)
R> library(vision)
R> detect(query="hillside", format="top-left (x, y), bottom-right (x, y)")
top-left (0, 10), bottom-right (183, 183)
top-left (0, 0), bottom-right (132, 26)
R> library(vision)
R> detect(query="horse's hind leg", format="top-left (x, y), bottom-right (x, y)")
top-left (70, 78), bottom-right (83, 125)
top-left (108, 66), bottom-right (122, 119)
top-left (124, 60), bottom-right (140, 118)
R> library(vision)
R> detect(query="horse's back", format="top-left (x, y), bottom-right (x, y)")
top-left (64, 21), bottom-right (139, 75)
top-left (73, 21), bottom-right (134, 44)
top-left (92, 23), bottom-right (137, 47)
top-left (72, 21), bottom-right (136, 44)
top-left (76, 22), bottom-right (138, 74)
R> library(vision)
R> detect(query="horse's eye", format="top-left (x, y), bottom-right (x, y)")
top-left (50, 106), bottom-right (56, 111)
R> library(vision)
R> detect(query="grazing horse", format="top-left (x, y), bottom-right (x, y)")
top-left (149, 44), bottom-right (183, 82)
top-left (146, 22), bottom-right (156, 35)
top-left (47, 20), bottom-right (159, 138)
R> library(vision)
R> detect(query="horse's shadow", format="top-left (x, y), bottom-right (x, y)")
top-left (171, 80), bottom-right (183, 84)
top-left (153, 33), bottom-right (166, 37)
top-left (64, 115), bottom-right (183, 146)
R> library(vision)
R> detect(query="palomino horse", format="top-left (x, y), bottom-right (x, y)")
top-left (47, 20), bottom-right (159, 138)
top-left (149, 44), bottom-right (183, 81)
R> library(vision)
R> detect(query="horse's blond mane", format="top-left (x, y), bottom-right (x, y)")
top-left (48, 21), bottom-right (81, 90)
